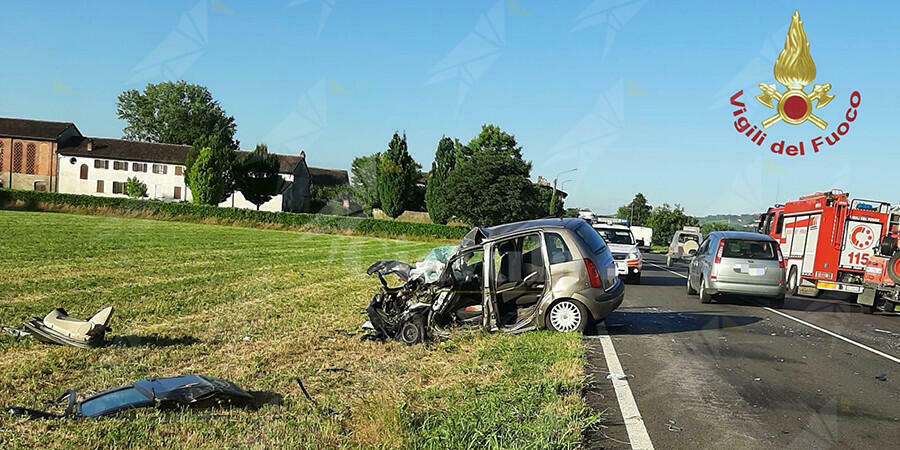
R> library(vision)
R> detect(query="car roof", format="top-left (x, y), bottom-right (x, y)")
top-left (710, 231), bottom-right (774, 240)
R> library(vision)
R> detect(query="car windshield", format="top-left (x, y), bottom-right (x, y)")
top-left (594, 228), bottom-right (634, 245)
top-left (79, 386), bottom-right (153, 417)
top-left (721, 239), bottom-right (777, 260)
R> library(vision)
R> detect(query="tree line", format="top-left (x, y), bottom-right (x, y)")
top-left (615, 193), bottom-right (737, 246)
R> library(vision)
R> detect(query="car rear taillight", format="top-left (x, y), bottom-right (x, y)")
top-left (714, 239), bottom-right (725, 263)
top-left (584, 258), bottom-right (602, 289)
top-left (776, 244), bottom-right (785, 269)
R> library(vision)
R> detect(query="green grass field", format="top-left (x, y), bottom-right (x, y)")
top-left (0, 210), bottom-right (594, 449)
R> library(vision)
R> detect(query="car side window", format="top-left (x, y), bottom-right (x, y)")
top-left (697, 238), bottom-right (710, 255)
top-left (544, 233), bottom-right (572, 264)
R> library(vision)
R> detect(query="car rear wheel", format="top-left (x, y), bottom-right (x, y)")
top-left (699, 278), bottom-right (712, 304)
top-left (787, 267), bottom-right (799, 296)
top-left (666, 255), bottom-right (673, 267)
top-left (546, 300), bottom-right (588, 333)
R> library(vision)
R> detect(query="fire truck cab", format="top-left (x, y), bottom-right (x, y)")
top-left (859, 205), bottom-right (900, 313)
top-left (758, 189), bottom-right (890, 299)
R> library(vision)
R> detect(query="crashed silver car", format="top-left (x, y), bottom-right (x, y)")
top-left (365, 218), bottom-right (625, 344)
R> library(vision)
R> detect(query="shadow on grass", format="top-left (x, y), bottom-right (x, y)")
top-left (110, 334), bottom-right (201, 348)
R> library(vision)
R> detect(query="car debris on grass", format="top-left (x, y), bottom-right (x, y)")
top-left (2, 306), bottom-right (114, 349)
top-left (7, 375), bottom-right (256, 419)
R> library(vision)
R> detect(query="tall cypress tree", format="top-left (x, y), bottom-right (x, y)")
top-left (425, 136), bottom-right (457, 224)
top-left (377, 132), bottom-right (419, 218)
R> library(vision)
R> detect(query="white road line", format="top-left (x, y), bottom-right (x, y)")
top-left (762, 307), bottom-right (900, 364)
top-left (647, 262), bottom-right (900, 365)
top-left (597, 325), bottom-right (654, 450)
top-left (647, 262), bottom-right (688, 279)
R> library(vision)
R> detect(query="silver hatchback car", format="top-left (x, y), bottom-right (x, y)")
top-left (687, 231), bottom-right (786, 307)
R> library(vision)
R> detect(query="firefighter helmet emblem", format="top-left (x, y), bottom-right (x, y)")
top-left (850, 225), bottom-right (874, 250)
top-left (755, 11), bottom-right (834, 130)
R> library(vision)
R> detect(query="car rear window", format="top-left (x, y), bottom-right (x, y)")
top-left (721, 239), bottom-right (776, 260)
top-left (575, 222), bottom-right (607, 254)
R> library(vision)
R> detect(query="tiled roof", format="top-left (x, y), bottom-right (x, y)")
top-left (58, 137), bottom-right (191, 165)
top-left (0, 117), bottom-right (77, 140)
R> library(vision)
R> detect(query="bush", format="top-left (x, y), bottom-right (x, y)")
top-left (124, 177), bottom-right (148, 199)
top-left (0, 189), bottom-right (467, 240)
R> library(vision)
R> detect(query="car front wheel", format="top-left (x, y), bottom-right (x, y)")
top-left (546, 300), bottom-right (588, 333)
top-left (687, 274), bottom-right (697, 295)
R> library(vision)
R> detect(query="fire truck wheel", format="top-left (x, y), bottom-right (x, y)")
top-left (787, 268), bottom-right (799, 296)
top-left (888, 252), bottom-right (900, 285)
top-left (699, 278), bottom-right (712, 304)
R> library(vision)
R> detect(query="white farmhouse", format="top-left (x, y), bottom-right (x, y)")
top-left (2, 117), bottom-right (349, 213)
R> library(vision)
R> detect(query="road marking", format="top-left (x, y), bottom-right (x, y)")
top-left (647, 262), bottom-right (688, 279)
top-left (762, 307), bottom-right (900, 364)
top-left (647, 262), bottom-right (900, 365)
top-left (596, 324), bottom-right (655, 450)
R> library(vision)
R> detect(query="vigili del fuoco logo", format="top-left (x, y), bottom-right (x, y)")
top-left (729, 10), bottom-right (860, 157)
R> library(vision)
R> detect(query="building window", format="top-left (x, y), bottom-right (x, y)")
top-left (153, 164), bottom-right (167, 174)
top-left (80, 164), bottom-right (89, 180)
top-left (12, 142), bottom-right (23, 173)
top-left (174, 186), bottom-right (181, 200)
top-left (132, 162), bottom-right (147, 172)
top-left (94, 159), bottom-right (109, 169)
top-left (25, 143), bottom-right (37, 174)
top-left (175, 166), bottom-right (183, 176)
top-left (96, 180), bottom-right (104, 193)
top-left (112, 181), bottom-right (124, 194)
top-left (33, 181), bottom-right (47, 191)
top-left (114, 161), bottom-right (128, 171)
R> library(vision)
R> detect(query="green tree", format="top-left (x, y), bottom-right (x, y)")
top-left (537, 186), bottom-right (565, 218)
top-left (350, 153), bottom-right (381, 213)
top-left (116, 81), bottom-right (238, 148)
top-left (123, 177), bottom-right (148, 199)
top-left (466, 124), bottom-right (522, 158)
top-left (445, 151), bottom-right (537, 227)
top-left (647, 204), bottom-right (700, 246)
top-left (234, 143), bottom-right (282, 210)
top-left (616, 193), bottom-right (653, 226)
top-left (184, 134), bottom-right (237, 205)
top-left (376, 132), bottom-right (419, 218)
top-left (425, 137), bottom-right (457, 224)
top-left (701, 221), bottom-right (737, 235)
top-left (564, 208), bottom-right (580, 218)
top-left (188, 147), bottom-right (228, 205)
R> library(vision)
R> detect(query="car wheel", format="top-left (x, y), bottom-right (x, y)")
top-left (699, 277), bottom-right (712, 304)
top-left (889, 252), bottom-right (900, 285)
top-left (687, 274), bottom-right (697, 295)
top-left (771, 294), bottom-right (785, 309)
top-left (546, 300), bottom-right (588, 333)
top-left (399, 313), bottom-right (426, 345)
top-left (666, 255), bottom-right (673, 267)
top-left (787, 267), bottom-right (799, 296)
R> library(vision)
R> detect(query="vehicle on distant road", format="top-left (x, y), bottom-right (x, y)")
top-left (593, 224), bottom-right (643, 284)
top-left (666, 227), bottom-right (702, 266)
top-left (758, 189), bottom-right (890, 300)
top-left (687, 231), bottom-right (786, 307)
top-left (365, 218), bottom-right (625, 343)
top-left (630, 225), bottom-right (653, 251)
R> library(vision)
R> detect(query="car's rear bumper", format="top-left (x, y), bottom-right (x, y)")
top-left (707, 280), bottom-right (785, 298)
top-left (584, 279), bottom-right (625, 320)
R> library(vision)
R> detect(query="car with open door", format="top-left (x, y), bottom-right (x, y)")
top-left (364, 218), bottom-right (624, 344)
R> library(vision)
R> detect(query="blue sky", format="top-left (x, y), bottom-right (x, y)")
top-left (2, 0), bottom-right (897, 216)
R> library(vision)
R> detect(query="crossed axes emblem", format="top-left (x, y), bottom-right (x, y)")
top-left (755, 83), bottom-right (835, 130)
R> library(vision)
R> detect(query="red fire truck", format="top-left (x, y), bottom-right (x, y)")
top-left (757, 189), bottom-right (890, 299)
top-left (859, 205), bottom-right (900, 313)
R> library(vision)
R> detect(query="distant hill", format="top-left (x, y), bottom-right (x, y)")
top-left (696, 213), bottom-right (760, 228)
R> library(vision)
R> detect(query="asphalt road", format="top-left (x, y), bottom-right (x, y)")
top-left (584, 253), bottom-right (900, 450)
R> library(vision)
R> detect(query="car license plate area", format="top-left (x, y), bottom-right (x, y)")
top-left (733, 264), bottom-right (766, 276)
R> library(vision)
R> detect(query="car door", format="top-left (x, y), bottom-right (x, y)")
top-left (691, 237), bottom-right (711, 287)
